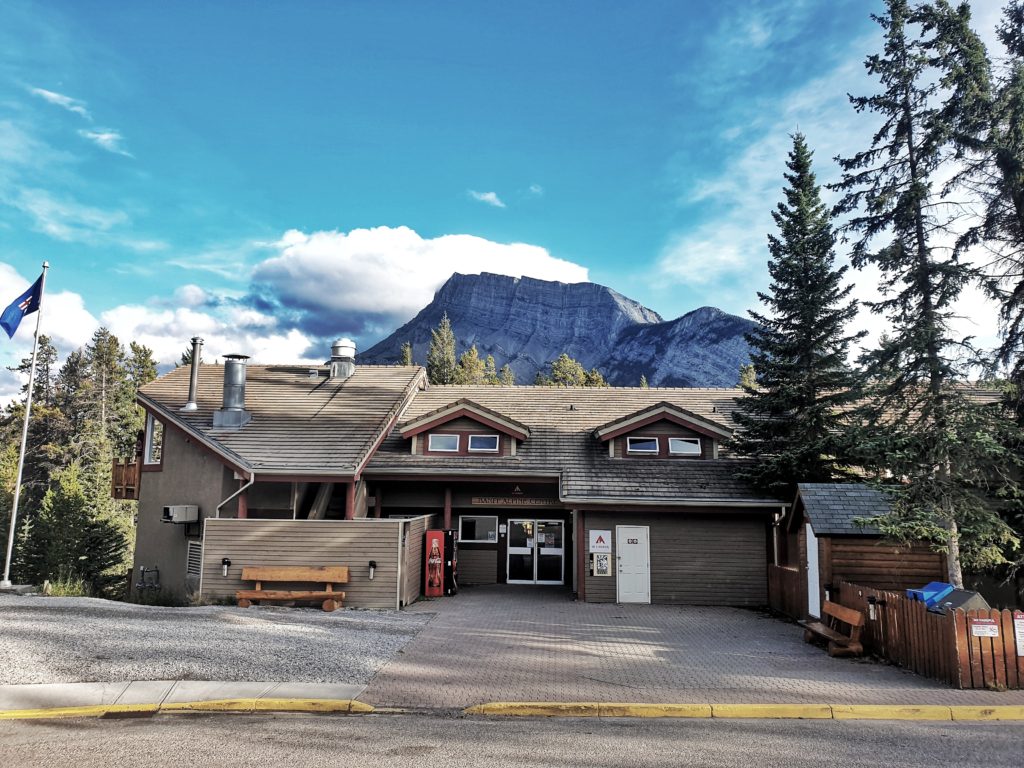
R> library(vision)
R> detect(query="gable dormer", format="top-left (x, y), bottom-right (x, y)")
top-left (592, 401), bottom-right (733, 460)
top-left (399, 399), bottom-right (530, 457)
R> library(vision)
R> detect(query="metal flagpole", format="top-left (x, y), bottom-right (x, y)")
top-left (0, 261), bottom-right (49, 589)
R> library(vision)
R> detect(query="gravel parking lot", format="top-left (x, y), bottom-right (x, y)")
top-left (0, 593), bottom-right (433, 685)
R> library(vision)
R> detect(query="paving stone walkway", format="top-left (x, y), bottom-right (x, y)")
top-left (362, 585), bottom-right (1024, 707)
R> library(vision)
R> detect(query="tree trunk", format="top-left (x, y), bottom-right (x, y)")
top-left (945, 515), bottom-right (964, 588)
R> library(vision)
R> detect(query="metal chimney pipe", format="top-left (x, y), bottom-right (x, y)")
top-left (330, 338), bottom-right (356, 380)
top-left (180, 336), bottom-right (203, 412)
top-left (221, 354), bottom-right (250, 411)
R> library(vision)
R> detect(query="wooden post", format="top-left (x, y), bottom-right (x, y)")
top-left (344, 481), bottom-right (356, 520)
top-left (374, 487), bottom-right (383, 518)
top-left (443, 486), bottom-right (452, 529)
top-left (575, 510), bottom-right (585, 601)
top-left (237, 490), bottom-right (248, 519)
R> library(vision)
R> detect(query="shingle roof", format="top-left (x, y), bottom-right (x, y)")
top-left (367, 385), bottom-right (782, 506)
top-left (139, 364), bottom-right (424, 476)
top-left (399, 398), bottom-right (531, 439)
top-left (795, 483), bottom-right (891, 535)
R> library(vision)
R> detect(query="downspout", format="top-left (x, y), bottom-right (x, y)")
top-left (216, 473), bottom-right (256, 519)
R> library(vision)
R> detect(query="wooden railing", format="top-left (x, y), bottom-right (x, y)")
top-left (111, 457), bottom-right (141, 501)
top-left (835, 580), bottom-right (1024, 690)
top-left (768, 564), bottom-right (806, 619)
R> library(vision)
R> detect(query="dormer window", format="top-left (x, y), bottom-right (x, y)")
top-left (669, 438), bottom-right (701, 456)
top-left (626, 436), bottom-right (659, 454)
top-left (468, 434), bottom-right (500, 453)
top-left (428, 434), bottom-right (460, 452)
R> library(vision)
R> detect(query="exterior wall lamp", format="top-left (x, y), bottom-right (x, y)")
top-left (221, 557), bottom-right (231, 578)
top-left (369, 560), bottom-right (377, 580)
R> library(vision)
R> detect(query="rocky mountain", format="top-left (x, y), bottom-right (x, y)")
top-left (358, 273), bottom-right (755, 387)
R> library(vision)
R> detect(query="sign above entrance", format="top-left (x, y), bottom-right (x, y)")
top-left (589, 530), bottom-right (612, 554)
top-left (471, 497), bottom-right (558, 506)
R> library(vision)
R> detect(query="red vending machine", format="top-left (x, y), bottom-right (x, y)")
top-left (425, 529), bottom-right (458, 597)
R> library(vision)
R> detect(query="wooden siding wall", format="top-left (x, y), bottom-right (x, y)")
top-left (202, 518), bottom-right (429, 609)
top-left (399, 514), bottom-right (438, 606)
top-left (826, 538), bottom-right (946, 592)
top-left (459, 548), bottom-right (498, 585)
top-left (583, 512), bottom-right (768, 606)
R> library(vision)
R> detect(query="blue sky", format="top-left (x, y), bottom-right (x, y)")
top-left (0, 0), bottom-right (1006, 398)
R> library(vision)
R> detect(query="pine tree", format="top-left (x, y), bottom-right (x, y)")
top-left (498, 364), bottom-right (516, 386)
top-left (454, 345), bottom-right (486, 385)
top-left (400, 341), bottom-right (414, 366)
top-left (426, 313), bottom-right (457, 385)
top-left (738, 364), bottom-right (756, 391)
top-left (831, 0), bottom-right (1021, 586)
top-left (731, 134), bottom-right (863, 496)
top-left (639, 374), bottom-right (649, 389)
top-left (483, 355), bottom-right (500, 385)
top-left (539, 354), bottom-right (609, 387)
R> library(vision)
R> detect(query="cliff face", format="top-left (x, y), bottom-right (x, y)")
top-left (358, 273), bottom-right (754, 386)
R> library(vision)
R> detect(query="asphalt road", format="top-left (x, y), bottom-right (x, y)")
top-left (1, 713), bottom-right (1022, 768)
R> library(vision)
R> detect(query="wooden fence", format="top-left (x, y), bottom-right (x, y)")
top-left (768, 564), bottom-right (805, 619)
top-left (835, 580), bottom-right (1024, 690)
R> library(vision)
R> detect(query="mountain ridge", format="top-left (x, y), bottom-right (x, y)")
top-left (359, 272), bottom-right (755, 386)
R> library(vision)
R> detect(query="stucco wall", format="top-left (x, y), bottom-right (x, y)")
top-left (133, 427), bottom-right (237, 599)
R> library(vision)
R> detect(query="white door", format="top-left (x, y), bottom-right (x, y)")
top-left (806, 523), bottom-right (820, 618)
top-left (616, 525), bottom-right (650, 603)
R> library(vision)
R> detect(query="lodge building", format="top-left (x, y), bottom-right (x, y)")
top-left (128, 339), bottom-right (796, 609)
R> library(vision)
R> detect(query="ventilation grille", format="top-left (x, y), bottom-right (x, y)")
top-left (186, 541), bottom-right (203, 577)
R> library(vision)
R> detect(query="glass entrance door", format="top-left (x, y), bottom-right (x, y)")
top-left (507, 519), bottom-right (564, 585)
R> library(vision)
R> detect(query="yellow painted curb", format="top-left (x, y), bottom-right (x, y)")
top-left (0, 703), bottom-right (160, 721)
top-left (599, 704), bottom-right (712, 718)
top-left (712, 704), bottom-right (832, 719)
top-left (465, 702), bottom-right (602, 717)
top-left (0, 698), bottom-right (373, 721)
top-left (950, 706), bottom-right (1024, 721)
top-left (831, 705), bottom-right (951, 721)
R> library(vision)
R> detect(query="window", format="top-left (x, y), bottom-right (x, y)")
top-left (144, 414), bottom-right (164, 465)
top-left (468, 434), bottom-right (499, 453)
top-left (668, 437), bottom-right (701, 456)
top-left (626, 436), bottom-right (659, 453)
top-left (459, 515), bottom-right (498, 543)
top-left (428, 433), bottom-right (459, 452)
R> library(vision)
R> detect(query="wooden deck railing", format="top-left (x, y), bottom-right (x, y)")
top-left (111, 457), bottom-right (141, 501)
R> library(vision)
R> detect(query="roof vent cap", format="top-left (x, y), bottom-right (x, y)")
top-left (330, 338), bottom-right (356, 381)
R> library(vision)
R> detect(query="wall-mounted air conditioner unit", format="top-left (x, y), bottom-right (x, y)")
top-left (162, 505), bottom-right (200, 524)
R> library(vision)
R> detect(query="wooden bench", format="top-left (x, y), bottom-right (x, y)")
top-left (236, 566), bottom-right (348, 612)
top-left (798, 600), bottom-right (865, 657)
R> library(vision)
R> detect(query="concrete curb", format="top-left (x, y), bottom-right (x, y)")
top-left (463, 702), bottom-right (1024, 721)
top-left (0, 699), bottom-right (373, 721)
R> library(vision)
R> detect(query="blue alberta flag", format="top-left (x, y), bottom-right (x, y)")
top-left (1, 276), bottom-right (43, 339)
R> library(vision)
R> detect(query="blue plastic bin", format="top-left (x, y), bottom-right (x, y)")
top-left (905, 581), bottom-right (954, 607)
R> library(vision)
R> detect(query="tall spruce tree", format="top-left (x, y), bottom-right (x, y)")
top-left (832, 0), bottom-right (1021, 586)
top-left (454, 345), bottom-right (486, 385)
top-left (731, 134), bottom-right (862, 496)
top-left (426, 312), bottom-right (457, 385)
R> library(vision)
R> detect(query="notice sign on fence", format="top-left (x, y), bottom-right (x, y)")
top-left (970, 617), bottom-right (1000, 638)
top-left (1014, 611), bottom-right (1024, 657)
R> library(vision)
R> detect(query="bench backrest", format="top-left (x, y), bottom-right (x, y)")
top-left (822, 600), bottom-right (865, 629)
top-left (241, 565), bottom-right (349, 584)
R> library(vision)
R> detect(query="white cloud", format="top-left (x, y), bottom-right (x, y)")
top-left (78, 128), bottom-right (132, 157)
top-left (252, 225), bottom-right (588, 327)
top-left (28, 87), bottom-right (91, 120)
top-left (173, 284), bottom-right (211, 307)
top-left (468, 190), bottom-right (506, 208)
top-left (10, 187), bottom-right (127, 241)
top-left (100, 304), bottom-right (316, 368)
top-left (528, 183), bottom-right (544, 197)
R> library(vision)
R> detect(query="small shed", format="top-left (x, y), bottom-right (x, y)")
top-left (770, 483), bottom-right (947, 619)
